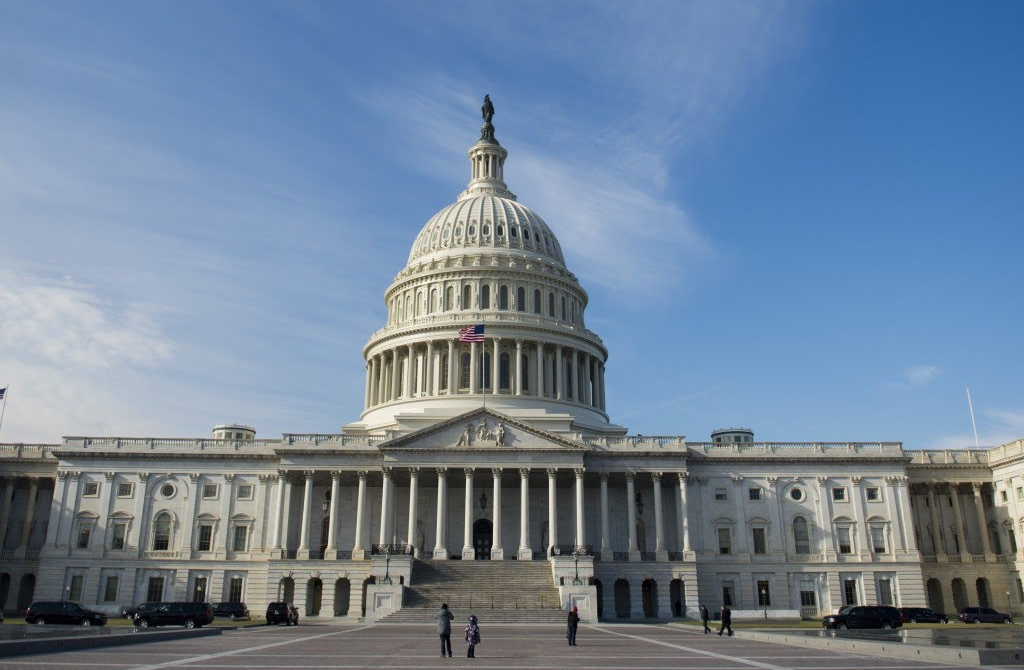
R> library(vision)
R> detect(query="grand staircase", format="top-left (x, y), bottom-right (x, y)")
top-left (377, 558), bottom-right (566, 623)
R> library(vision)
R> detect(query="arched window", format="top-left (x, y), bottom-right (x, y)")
top-left (395, 297), bottom-right (402, 323)
top-left (446, 286), bottom-right (455, 311)
top-left (793, 516), bottom-right (810, 554)
top-left (463, 285), bottom-right (472, 310)
top-left (499, 285), bottom-right (509, 310)
top-left (482, 352), bottom-right (491, 389)
top-left (548, 293), bottom-right (555, 317)
top-left (571, 301), bottom-right (576, 323)
top-left (516, 287), bottom-right (526, 312)
top-left (430, 288), bottom-right (438, 313)
top-left (460, 353), bottom-right (471, 389)
top-left (481, 285), bottom-right (491, 309)
top-left (153, 513), bottom-right (172, 551)
top-left (520, 354), bottom-right (530, 392)
top-left (560, 296), bottom-right (567, 320)
top-left (533, 289), bottom-right (541, 314)
top-left (499, 353), bottom-right (510, 390)
top-left (415, 290), bottom-right (424, 317)
top-left (406, 293), bottom-right (414, 319)
top-left (440, 354), bottom-right (449, 391)
top-left (564, 359), bottom-right (572, 399)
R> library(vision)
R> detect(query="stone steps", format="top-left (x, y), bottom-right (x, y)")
top-left (378, 607), bottom-right (567, 624)
top-left (394, 559), bottom-right (563, 616)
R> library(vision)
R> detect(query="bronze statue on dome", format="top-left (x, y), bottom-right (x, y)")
top-left (482, 95), bottom-right (494, 123)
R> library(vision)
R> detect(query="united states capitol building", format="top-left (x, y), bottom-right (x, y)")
top-left (2, 100), bottom-right (1022, 622)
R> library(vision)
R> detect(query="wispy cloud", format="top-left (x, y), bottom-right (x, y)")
top-left (614, 387), bottom-right (719, 422)
top-left (931, 407), bottom-right (1024, 449)
top-left (904, 365), bottom-right (940, 387)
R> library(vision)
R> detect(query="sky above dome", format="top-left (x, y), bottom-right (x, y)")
top-left (1, 1), bottom-right (1021, 448)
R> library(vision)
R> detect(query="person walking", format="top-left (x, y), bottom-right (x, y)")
top-left (464, 615), bottom-right (481, 658)
top-left (566, 606), bottom-right (580, 646)
top-left (699, 603), bottom-right (710, 634)
top-left (435, 603), bottom-right (455, 657)
top-left (718, 604), bottom-right (733, 637)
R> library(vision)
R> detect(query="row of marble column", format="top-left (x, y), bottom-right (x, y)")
top-left (0, 476), bottom-right (40, 556)
top-left (363, 337), bottom-right (606, 411)
top-left (269, 469), bottom-right (690, 560)
top-left (916, 482), bottom-right (998, 558)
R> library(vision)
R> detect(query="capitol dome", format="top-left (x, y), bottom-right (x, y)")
top-left (351, 97), bottom-right (622, 437)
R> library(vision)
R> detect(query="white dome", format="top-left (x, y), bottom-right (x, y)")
top-left (407, 194), bottom-right (566, 267)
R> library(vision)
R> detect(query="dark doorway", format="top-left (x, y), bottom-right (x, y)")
top-left (614, 579), bottom-right (630, 618)
top-left (306, 578), bottom-right (323, 616)
top-left (594, 579), bottom-right (603, 620)
top-left (670, 579), bottom-right (684, 617)
top-left (926, 578), bottom-right (944, 613)
top-left (16, 574), bottom-right (35, 611)
top-left (334, 578), bottom-right (351, 616)
top-left (473, 519), bottom-right (493, 560)
top-left (642, 579), bottom-right (658, 618)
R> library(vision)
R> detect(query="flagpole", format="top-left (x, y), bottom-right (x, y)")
top-left (482, 337), bottom-right (487, 410)
top-left (966, 387), bottom-right (980, 448)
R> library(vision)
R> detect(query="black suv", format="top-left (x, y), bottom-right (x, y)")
top-left (959, 607), bottom-right (1013, 624)
top-left (823, 605), bottom-right (903, 630)
top-left (122, 601), bottom-right (165, 620)
top-left (134, 602), bottom-right (214, 628)
top-left (211, 602), bottom-right (250, 620)
top-left (265, 602), bottom-right (299, 625)
top-left (26, 601), bottom-right (108, 627)
top-left (899, 607), bottom-right (948, 624)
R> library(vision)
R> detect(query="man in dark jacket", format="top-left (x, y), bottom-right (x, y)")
top-left (566, 606), bottom-right (580, 646)
top-left (699, 603), bottom-right (710, 634)
top-left (718, 604), bottom-right (733, 636)
top-left (435, 603), bottom-right (455, 657)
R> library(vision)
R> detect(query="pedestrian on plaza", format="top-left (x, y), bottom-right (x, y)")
top-left (718, 604), bottom-right (733, 637)
top-left (699, 603), bottom-right (710, 634)
top-left (464, 615), bottom-right (481, 658)
top-left (566, 605), bottom-right (580, 646)
top-left (435, 603), bottom-right (455, 657)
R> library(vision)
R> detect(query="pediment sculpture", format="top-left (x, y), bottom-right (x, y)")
top-left (456, 418), bottom-right (508, 447)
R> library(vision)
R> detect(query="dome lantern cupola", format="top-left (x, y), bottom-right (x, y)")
top-left (460, 94), bottom-right (516, 201)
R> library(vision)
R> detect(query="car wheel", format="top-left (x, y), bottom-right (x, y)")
top-left (882, 623), bottom-right (892, 630)
top-left (228, 613), bottom-right (236, 620)
top-left (80, 619), bottom-right (92, 627)
top-left (972, 617), bottom-right (981, 624)
top-left (1002, 617), bottom-right (1012, 624)
top-left (35, 618), bottom-right (46, 626)
top-left (138, 619), bottom-right (151, 628)
top-left (908, 618), bottom-right (917, 624)
top-left (941, 618), bottom-right (948, 624)
top-left (837, 623), bottom-right (849, 630)
top-left (184, 619), bottom-right (196, 629)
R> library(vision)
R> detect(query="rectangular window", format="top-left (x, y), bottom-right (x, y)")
top-left (714, 488), bottom-right (728, 501)
top-left (722, 581), bottom-right (734, 606)
top-left (103, 576), bottom-right (119, 603)
top-left (192, 577), bottom-right (208, 603)
top-left (68, 575), bottom-right (84, 602)
top-left (799, 580), bottom-right (816, 607)
top-left (794, 520), bottom-right (811, 554)
top-left (833, 487), bottom-right (847, 502)
top-left (757, 580), bottom-right (771, 607)
top-left (752, 528), bottom-right (767, 555)
top-left (1002, 490), bottom-right (1009, 502)
top-left (871, 526), bottom-right (887, 553)
top-left (237, 484), bottom-right (254, 500)
top-left (843, 578), bottom-right (858, 606)
top-left (878, 578), bottom-right (894, 606)
top-left (1017, 487), bottom-right (1023, 500)
top-left (146, 577), bottom-right (164, 602)
top-left (202, 484), bottom-right (219, 499)
top-left (837, 527), bottom-right (853, 554)
top-left (228, 576), bottom-right (244, 603)
top-left (198, 525), bottom-right (213, 552)
top-left (865, 487), bottom-right (880, 502)
top-left (718, 528), bottom-right (731, 555)
top-left (117, 482), bottom-right (134, 498)
top-left (77, 524), bottom-right (92, 549)
top-left (82, 482), bottom-right (99, 497)
top-left (111, 522), bottom-right (127, 550)
top-left (232, 526), bottom-right (248, 552)
top-left (748, 488), bottom-right (762, 501)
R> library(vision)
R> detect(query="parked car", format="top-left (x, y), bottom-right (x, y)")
top-left (211, 602), bottom-right (250, 620)
top-left (959, 607), bottom-right (1013, 624)
top-left (122, 601), bottom-right (165, 620)
top-left (26, 601), bottom-right (108, 627)
top-left (265, 601), bottom-right (299, 625)
top-left (822, 605), bottom-right (904, 630)
top-left (899, 607), bottom-right (948, 624)
top-left (133, 602), bottom-right (214, 628)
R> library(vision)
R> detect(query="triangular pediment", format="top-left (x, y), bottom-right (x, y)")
top-left (380, 408), bottom-right (585, 452)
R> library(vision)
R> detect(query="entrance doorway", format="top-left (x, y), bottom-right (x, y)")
top-left (307, 578), bottom-right (323, 616)
top-left (473, 519), bottom-right (493, 560)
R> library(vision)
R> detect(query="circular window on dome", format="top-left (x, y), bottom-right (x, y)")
top-left (469, 225), bottom-right (476, 236)
top-left (510, 227), bottom-right (518, 238)
top-left (455, 226), bottom-right (463, 237)
top-left (442, 228), bottom-right (450, 240)
top-left (161, 483), bottom-right (176, 499)
top-left (790, 488), bottom-right (804, 502)
top-left (482, 224), bottom-right (490, 236)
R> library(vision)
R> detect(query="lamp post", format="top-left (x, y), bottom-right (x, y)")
top-left (761, 587), bottom-right (768, 620)
top-left (572, 548), bottom-right (582, 586)
top-left (1007, 590), bottom-right (1012, 617)
top-left (382, 546), bottom-right (393, 585)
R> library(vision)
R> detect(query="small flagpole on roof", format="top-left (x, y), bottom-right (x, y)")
top-left (0, 385), bottom-right (9, 436)
top-left (482, 336), bottom-right (487, 410)
top-left (966, 387), bottom-right (980, 448)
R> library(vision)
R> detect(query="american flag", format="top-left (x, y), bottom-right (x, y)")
top-left (0, 387), bottom-right (6, 401)
top-left (458, 325), bottom-right (485, 343)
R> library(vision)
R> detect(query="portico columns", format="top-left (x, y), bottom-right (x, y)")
top-left (949, 484), bottom-right (969, 557)
top-left (390, 348), bottom-right (400, 401)
top-left (462, 469), bottom-right (475, 559)
top-left (972, 483), bottom-right (993, 556)
top-left (0, 478), bottom-right (15, 550)
top-left (297, 471), bottom-right (314, 558)
top-left (491, 469), bottom-right (504, 559)
top-left (535, 342), bottom-right (543, 397)
top-left (570, 349), bottom-right (580, 402)
top-left (547, 469), bottom-right (558, 554)
top-left (426, 342), bottom-right (435, 396)
top-left (514, 339), bottom-right (524, 395)
top-left (927, 484), bottom-right (946, 557)
top-left (364, 361), bottom-right (373, 407)
top-left (352, 471), bottom-right (367, 559)
top-left (16, 477), bottom-right (39, 556)
top-left (325, 471), bottom-right (340, 557)
top-left (405, 344), bottom-right (415, 397)
top-left (378, 468), bottom-right (393, 545)
top-left (677, 474), bottom-right (691, 552)
top-left (583, 354), bottom-right (592, 405)
top-left (626, 472), bottom-right (640, 561)
top-left (433, 468), bottom-right (449, 559)
top-left (574, 469), bottom-right (585, 546)
top-left (599, 473), bottom-right (612, 560)
top-left (407, 468), bottom-right (420, 556)
top-left (653, 472), bottom-right (667, 560)
top-left (492, 338), bottom-right (500, 392)
top-left (555, 347), bottom-right (563, 399)
top-left (518, 468), bottom-right (532, 560)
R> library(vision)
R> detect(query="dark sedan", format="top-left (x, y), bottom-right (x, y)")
top-left (959, 607), bottom-right (1013, 624)
top-left (899, 607), bottom-right (948, 624)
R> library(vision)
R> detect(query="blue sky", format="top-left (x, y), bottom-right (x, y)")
top-left (1, 1), bottom-right (1021, 448)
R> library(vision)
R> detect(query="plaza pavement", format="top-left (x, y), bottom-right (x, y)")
top-left (0, 622), bottom-right (1001, 670)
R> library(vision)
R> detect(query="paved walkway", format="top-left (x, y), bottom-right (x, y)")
top-left (0, 623), bottom-right (995, 670)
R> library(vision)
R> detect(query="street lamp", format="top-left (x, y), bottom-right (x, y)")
top-left (761, 587), bottom-right (768, 620)
top-left (1007, 590), bottom-right (1012, 617)
top-left (572, 548), bottom-right (582, 586)
top-left (382, 546), bottom-right (393, 585)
